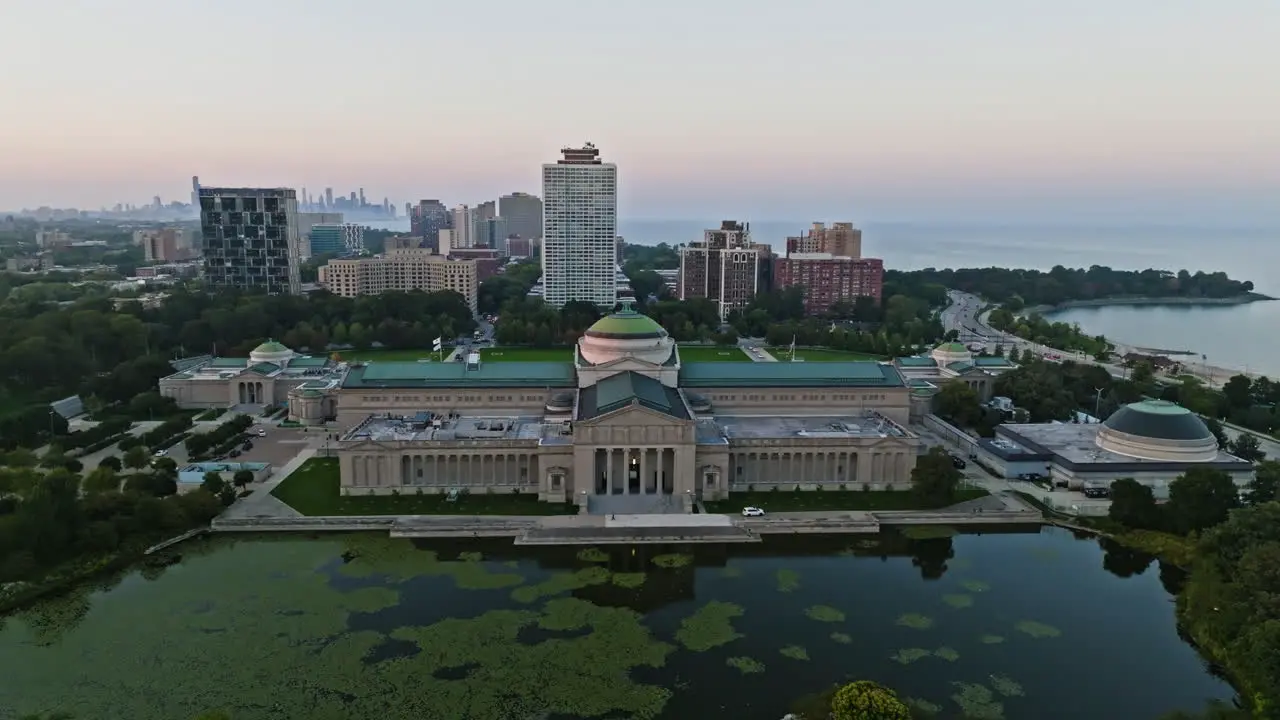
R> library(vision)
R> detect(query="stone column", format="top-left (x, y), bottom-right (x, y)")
top-left (606, 448), bottom-right (616, 495)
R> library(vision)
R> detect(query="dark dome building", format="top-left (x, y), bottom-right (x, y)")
top-left (1095, 400), bottom-right (1219, 462)
top-left (976, 399), bottom-right (1253, 502)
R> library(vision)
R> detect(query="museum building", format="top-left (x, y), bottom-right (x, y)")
top-left (334, 303), bottom-right (921, 509)
top-left (975, 399), bottom-right (1253, 497)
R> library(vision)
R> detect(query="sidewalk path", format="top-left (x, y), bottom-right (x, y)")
top-left (220, 447), bottom-right (316, 519)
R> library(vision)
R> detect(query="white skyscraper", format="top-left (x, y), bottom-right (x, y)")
top-left (541, 143), bottom-right (618, 308)
top-left (450, 204), bottom-right (474, 249)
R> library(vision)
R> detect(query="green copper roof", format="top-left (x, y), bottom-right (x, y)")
top-left (254, 340), bottom-right (290, 354)
top-left (946, 361), bottom-right (976, 373)
top-left (973, 356), bottom-right (1014, 367)
top-left (577, 371), bottom-right (689, 421)
top-left (585, 302), bottom-right (667, 339)
top-left (343, 360), bottom-right (576, 389)
top-left (679, 361), bottom-right (904, 388)
top-left (246, 362), bottom-right (281, 375)
top-left (896, 356), bottom-right (939, 367)
top-left (936, 342), bottom-right (969, 353)
top-left (1127, 399), bottom-right (1192, 416)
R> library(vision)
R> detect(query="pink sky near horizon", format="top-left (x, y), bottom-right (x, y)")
top-left (2, 0), bottom-right (1278, 222)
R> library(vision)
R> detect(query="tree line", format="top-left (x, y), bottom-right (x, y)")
top-left (0, 285), bottom-right (476, 449)
top-left (899, 265), bottom-right (1258, 310)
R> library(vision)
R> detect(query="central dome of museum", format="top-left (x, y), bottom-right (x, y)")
top-left (578, 302), bottom-right (675, 365)
top-left (1095, 400), bottom-right (1219, 462)
top-left (249, 339), bottom-right (296, 365)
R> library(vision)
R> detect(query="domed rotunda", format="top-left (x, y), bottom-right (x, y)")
top-left (576, 302), bottom-right (676, 366)
top-left (249, 339), bottom-right (297, 366)
top-left (1095, 400), bottom-right (1220, 462)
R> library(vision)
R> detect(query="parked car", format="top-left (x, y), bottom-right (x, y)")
top-left (153, 449), bottom-right (167, 457)
top-left (741, 506), bottom-right (765, 517)
top-left (1083, 487), bottom-right (1111, 499)
top-left (950, 455), bottom-right (967, 469)
top-left (256, 428), bottom-right (267, 437)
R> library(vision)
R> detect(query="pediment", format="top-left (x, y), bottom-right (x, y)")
top-left (590, 357), bottom-right (664, 372)
top-left (579, 402), bottom-right (689, 427)
top-left (344, 439), bottom-right (397, 452)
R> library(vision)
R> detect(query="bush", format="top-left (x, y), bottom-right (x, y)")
top-left (830, 681), bottom-right (912, 720)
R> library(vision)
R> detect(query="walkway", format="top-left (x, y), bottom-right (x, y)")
top-left (218, 446), bottom-right (316, 519)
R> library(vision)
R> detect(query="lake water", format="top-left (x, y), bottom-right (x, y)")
top-left (0, 528), bottom-right (1233, 720)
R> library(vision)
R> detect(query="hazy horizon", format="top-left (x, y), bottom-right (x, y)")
top-left (3, 0), bottom-right (1278, 224)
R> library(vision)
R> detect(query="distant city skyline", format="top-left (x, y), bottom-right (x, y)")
top-left (1, 0), bottom-right (1278, 224)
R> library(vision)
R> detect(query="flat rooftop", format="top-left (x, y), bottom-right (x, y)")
top-left (342, 413), bottom-right (566, 443)
top-left (999, 423), bottom-right (1249, 469)
top-left (713, 414), bottom-right (911, 441)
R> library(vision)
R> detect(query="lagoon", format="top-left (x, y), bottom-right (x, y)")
top-left (0, 527), bottom-right (1234, 720)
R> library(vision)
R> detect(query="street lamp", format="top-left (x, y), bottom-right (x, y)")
top-left (1093, 387), bottom-right (1105, 421)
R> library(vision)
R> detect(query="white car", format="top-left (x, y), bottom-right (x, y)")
top-left (256, 429), bottom-right (267, 437)
top-left (741, 506), bottom-right (765, 517)
top-left (153, 449), bottom-right (167, 457)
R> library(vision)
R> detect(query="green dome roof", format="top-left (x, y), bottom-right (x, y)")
top-left (936, 342), bottom-right (969, 353)
top-left (253, 340), bottom-right (291, 354)
top-left (1103, 400), bottom-right (1211, 441)
top-left (585, 303), bottom-right (667, 340)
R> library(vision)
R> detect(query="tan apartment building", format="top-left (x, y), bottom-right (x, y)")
top-left (318, 248), bottom-right (478, 311)
top-left (134, 228), bottom-right (198, 262)
top-left (786, 222), bottom-right (862, 259)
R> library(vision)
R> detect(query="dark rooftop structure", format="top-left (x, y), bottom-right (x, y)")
top-left (1101, 400), bottom-right (1212, 441)
top-left (343, 361), bottom-right (576, 389)
top-left (577, 371), bottom-right (690, 421)
top-left (678, 361), bottom-right (905, 388)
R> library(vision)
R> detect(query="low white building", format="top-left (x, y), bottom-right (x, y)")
top-left (978, 400), bottom-right (1253, 498)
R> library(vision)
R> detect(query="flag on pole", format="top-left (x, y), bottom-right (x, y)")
top-left (433, 337), bottom-right (443, 352)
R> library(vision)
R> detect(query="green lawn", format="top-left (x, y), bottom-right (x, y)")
top-left (340, 348), bottom-right (450, 362)
top-left (703, 485), bottom-right (987, 513)
top-left (479, 347), bottom-right (574, 362)
top-left (272, 458), bottom-right (578, 516)
top-left (765, 347), bottom-right (887, 362)
top-left (677, 345), bottom-right (750, 362)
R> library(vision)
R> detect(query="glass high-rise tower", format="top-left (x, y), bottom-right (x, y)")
top-left (198, 187), bottom-right (301, 294)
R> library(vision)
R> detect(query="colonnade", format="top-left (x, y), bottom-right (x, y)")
top-left (237, 381), bottom-right (265, 404)
top-left (345, 451), bottom-right (538, 488)
top-left (727, 449), bottom-right (909, 486)
top-left (593, 447), bottom-right (676, 495)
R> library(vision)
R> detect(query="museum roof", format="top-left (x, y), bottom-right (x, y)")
top-left (896, 356), bottom-right (939, 368)
top-left (1102, 400), bottom-right (1211, 441)
top-left (678, 361), bottom-right (905, 388)
top-left (996, 423), bottom-right (1251, 472)
top-left (973, 356), bottom-right (1015, 367)
top-left (584, 303), bottom-right (667, 340)
top-left (937, 342), bottom-right (969, 353)
top-left (341, 413), bottom-right (566, 443)
top-left (254, 340), bottom-right (290, 354)
top-left (342, 360), bottom-right (577, 389)
top-left (576, 371), bottom-right (689, 421)
top-left (714, 414), bottom-right (911, 440)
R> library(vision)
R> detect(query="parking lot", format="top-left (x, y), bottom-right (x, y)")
top-left (209, 424), bottom-right (327, 470)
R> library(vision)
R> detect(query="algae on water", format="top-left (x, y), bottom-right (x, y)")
top-left (934, 646), bottom-right (960, 661)
top-left (780, 645), bottom-right (809, 661)
top-left (942, 593), bottom-right (974, 608)
top-left (830, 632), bottom-right (852, 644)
top-left (961, 579), bottom-right (991, 593)
top-left (979, 634), bottom-right (1005, 644)
top-left (989, 674), bottom-right (1025, 698)
top-left (651, 553), bottom-right (692, 568)
top-left (776, 568), bottom-right (800, 592)
top-left (891, 648), bottom-right (932, 664)
top-left (511, 566), bottom-right (610, 604)
top-left (576, 547), bottom-right (610, 563)
top-left (610, 572), bottom-right (646, 589)
top-left (896, 613), bottom-right (934, 630)
top-left (674, 601), bottom-right (745, 651)
top-left (804, 605), bottom-right (845, 622)
top-left (951, 682), bottom-right (1005, 720)
top-left (1015, 620), bottom-right (1062, 638)
top-left (726, 656), bottom-right (764, 674)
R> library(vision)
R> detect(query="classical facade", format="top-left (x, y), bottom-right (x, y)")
top-left (158, 341), bottom-right (344, 413)
top-left (334, 303), bottom-right (920, 508)
top-left (895, 342), bottom-right (1017, 419)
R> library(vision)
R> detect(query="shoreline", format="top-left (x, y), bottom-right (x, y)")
top-left (1030, 292), bottom-right (1274, 316)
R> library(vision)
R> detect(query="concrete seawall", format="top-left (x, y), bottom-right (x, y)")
top-left (209, 504), bottom-right (1041, 545)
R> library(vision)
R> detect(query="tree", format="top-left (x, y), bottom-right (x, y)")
top-left (1222, 374), bottom-right (1253, 409)
top-left (98, 454), bottom-right (122, 471)
top-left (1007, 346), bottom-right (1021, 364)
top-left (152, 456), bottom-right (178, 476)
top-left (4, 448), bottom-right (38, 467)
top-left (201, 471), bottom-right (226, 495)
top-left (1229, 433), bottom-right (1265, 462)
top-left (910, 447), bottom-right (962, 506)
top-left (936, 381), bottom-right (983, 427)
top-left (1131, 361), bottom-right (1155, 385)
top-left (1108, 478), bottom-right (1160, 530)
top-left (1204, 417), bottom-right (1229, 448)
top-left (82, 466), bottom-right (121, 494)
top-left (1244, 460), bottom-right (1280, 506)
top-left (829, 680), bottom-right (912, 720)
top-left (39, 445), bottom-right (68, 470)
top-left (1166, 467), bottom-right (1239, 535)
top-left (232, 469), bottom-right (254, 490)
top-left (123, 445), bottom-right (150, 470)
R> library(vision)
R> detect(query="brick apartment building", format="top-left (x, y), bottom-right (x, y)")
top-left (774, 222), bottom-right (882, 315)
top-left (678, 220), bottom-right (773, 320)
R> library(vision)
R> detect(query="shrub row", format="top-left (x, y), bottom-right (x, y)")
top-left (185, 415), bottom-right (253, 458)
top-left (62, 418), bottom-right (133, 450)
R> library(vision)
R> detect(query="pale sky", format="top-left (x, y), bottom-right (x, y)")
top-left (3, 0), bottom-right (1278, 222)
